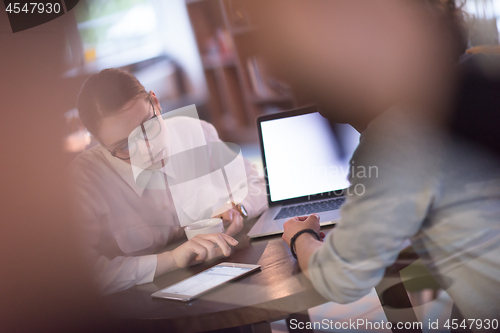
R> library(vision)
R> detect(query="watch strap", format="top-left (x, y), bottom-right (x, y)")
top-left (290, 229), bottom-right (321, 260)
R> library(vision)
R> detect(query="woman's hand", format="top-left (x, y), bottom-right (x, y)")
top-left (171, 233), bottom-right (238, 268)
top-left (219, 208), bottom-right (244, 236)
top-left (212, 204), bottom-right (244, 236)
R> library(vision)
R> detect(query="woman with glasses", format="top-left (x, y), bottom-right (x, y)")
top-left (72, 69), bottom-right (266, 295)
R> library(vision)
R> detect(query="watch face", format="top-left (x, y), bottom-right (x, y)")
top-left (239, 204), bottom-right (248, 218)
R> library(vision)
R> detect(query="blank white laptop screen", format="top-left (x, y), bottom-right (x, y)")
top-left (260, 112), bottom-right (360, 202)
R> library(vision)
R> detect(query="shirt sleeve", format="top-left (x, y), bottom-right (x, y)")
top-left (91, 252), bottom-right (157, 295)
top-left (70, 158), bottom-right (159, 296)
top-left (308, 110), bottom-right (440, 304)
top-left (199, 120), bottom-right (268, 218)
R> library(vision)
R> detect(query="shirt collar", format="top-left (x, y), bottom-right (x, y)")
top-left (100, 145), bottom-right (174, 197)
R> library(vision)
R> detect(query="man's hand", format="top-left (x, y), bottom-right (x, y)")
top-left (282, 214), bottom-right (325, 248)
top-left (282, 214), bottom-right (325, 278)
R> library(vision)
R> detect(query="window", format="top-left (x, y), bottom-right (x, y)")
top-left (75, 0), bottom-right (162, 63)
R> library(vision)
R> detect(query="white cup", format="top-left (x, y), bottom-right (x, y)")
top-left (184, 218), bottom-right (224, 240)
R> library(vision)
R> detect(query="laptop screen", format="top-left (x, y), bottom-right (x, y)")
top-left (260, 111), bottom-right (360, 203)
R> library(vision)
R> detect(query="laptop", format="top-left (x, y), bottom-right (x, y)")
top-left (247, 105), bottom-right (360, 238)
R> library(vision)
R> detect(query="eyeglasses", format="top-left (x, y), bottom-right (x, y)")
top-left (109, 99), bottom-right (162, 160)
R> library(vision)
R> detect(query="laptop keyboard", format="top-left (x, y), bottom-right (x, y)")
top-left (274, 197), bottom-right (346, 220)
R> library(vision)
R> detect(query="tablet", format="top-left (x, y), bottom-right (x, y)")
top-left (151, 262), bottom-right (261, 301)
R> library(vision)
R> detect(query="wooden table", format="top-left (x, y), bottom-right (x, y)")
top-left (102, 219), bottom-right (329, 333)
top-left (102, 218), bottom-right (423, 333)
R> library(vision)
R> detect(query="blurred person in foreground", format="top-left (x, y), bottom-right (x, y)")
top-left (247, 0), bottom-right (500, 325)
top-left (72, 69), bottom-right (266, 295)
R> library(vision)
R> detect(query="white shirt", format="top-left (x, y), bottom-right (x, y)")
top-left (308, 108), bottom-right (500, 321)
top-left (71, 117), bottom-right (267, 295)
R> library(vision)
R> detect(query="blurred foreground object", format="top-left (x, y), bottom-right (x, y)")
top-left (243, 0), bottom-right (460, 130)
top-left (0, 10), bottom-right (108, 333)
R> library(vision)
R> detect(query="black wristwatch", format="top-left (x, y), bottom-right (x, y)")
top-left (290, 229), bottom-right (321, 260)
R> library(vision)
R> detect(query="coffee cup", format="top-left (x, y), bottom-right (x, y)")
top-left (184, 218), bottom-right (224, 240)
